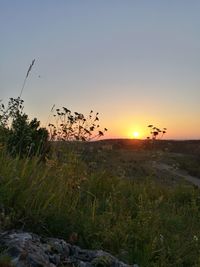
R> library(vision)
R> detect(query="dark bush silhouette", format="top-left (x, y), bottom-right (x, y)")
top-left (0, 97), bottom-right (49, 157)
top-left (0, 98), bottom-right (107, 157)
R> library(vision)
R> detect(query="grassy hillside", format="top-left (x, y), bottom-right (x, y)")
top-left (1, 143), bottom-right (200, 266)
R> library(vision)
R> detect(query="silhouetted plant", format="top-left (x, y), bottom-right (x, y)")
top-left (0, 97), bottom-right (24, 127)
top-left (0, 97), bottom-right (49, 157)
top-left (147, 125), bottom-right (167, 140)
top-left (19, 59), bottom-right (35, 98)
top-left (48, 107), bottom-right (107, 141)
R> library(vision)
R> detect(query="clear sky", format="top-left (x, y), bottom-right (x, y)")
top-left (1, 1), bottom-right (200, 139)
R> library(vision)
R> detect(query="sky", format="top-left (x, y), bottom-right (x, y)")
top-left (1, 0), bottom-right (200, 139)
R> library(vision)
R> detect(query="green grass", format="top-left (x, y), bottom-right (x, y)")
top-left (1, 145), bottom-right (200, 266)
top-left (0, 255), bottom-right (13, 267)
top-left (160, 152), bottom-right (200, 178)
top-left (173, 154), bottom-right (200, 177)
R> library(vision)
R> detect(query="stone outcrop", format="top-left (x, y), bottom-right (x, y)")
top-left (0, 230), bottom-right (139, 267)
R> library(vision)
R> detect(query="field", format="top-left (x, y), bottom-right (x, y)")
top-left (0, 139), bottom-right (200, 266)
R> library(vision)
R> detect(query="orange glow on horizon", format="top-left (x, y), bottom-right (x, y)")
top-left (99, 120), bottom-right (199, 140)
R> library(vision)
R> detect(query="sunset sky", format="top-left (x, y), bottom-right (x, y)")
top-left (1, 1), bottom-right (200, 139)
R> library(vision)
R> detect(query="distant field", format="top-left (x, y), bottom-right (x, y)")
top-left (59, 139), bottom-right (200, 182)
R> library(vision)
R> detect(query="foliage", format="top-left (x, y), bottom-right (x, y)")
top-left (0, 255), bottom-right (13, 267)
top-left (0, 97), bottom-right (24, 127)
top-left (92, 255), bottom-right (112, 267)
top-left (48, 107), bottom-right (107, 141)
top-left (0, 97), bottom-right (48, 157)
top-left (147, 125), bottom-right (167, 140)
top-left (0, 97), bottom-right (107, 157)
top-left (0, 145), bottom-right (200, 266)
top-left (167, 153), bottom-right (200, 178)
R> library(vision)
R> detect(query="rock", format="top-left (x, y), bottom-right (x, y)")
top-left (0, 230), bottom-right (138, 267)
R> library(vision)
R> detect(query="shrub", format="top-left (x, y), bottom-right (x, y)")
top-left (0, 97), bottom-right (49, 157)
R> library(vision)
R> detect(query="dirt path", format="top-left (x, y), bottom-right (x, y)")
top-left (152, 162), bottom-right (200, 188)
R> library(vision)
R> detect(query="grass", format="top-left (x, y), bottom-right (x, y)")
top-left (0, 255), bottom-right (13, 267)
top-left (158, 152), bottom-right (200, 178)
top-left (171, 154), bottom-right (200, 177)
top-left (1, 144), bottom-right (200, 266)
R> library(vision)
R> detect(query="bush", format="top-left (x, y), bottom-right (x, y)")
top-left (0, 97), bottom-right (49, 157)
top-left (7, 115), bottom-right (48, 157)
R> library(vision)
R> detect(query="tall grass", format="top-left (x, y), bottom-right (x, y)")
top-left (0, 145), bottom-right (200, 266)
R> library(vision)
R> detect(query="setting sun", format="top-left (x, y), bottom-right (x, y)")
top-left (133, 131), bottom-right (140, 138)
top-left (126, 126), bottom-right (146, 139)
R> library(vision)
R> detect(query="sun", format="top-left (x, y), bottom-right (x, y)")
top-left (132, 131), bottom-right (140, 138)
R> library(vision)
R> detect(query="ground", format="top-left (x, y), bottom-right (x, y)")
top-left (78, 139), bottom-right (200, 188)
